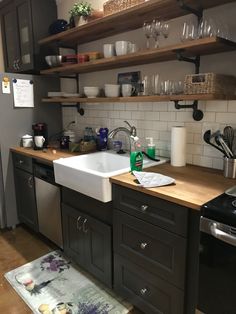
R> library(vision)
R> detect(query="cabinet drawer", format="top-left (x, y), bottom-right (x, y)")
top-left (114, 254), bottom-right (184, 314)
top-left (113, 184), bottom-right (188, 236)
top-left (113, 210), bottom-right (186, 289)
top-left (12, 153), bottom-right (33, 173)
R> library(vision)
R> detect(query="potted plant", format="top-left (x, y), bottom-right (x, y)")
top-left (69, 2), bottom-right (92, 27)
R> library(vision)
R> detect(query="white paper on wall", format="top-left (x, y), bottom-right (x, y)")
top-left (13, 79), bottom-right (34, 108)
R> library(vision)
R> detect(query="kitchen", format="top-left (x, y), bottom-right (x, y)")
top-left (0, 0), bottom-right (236, 313)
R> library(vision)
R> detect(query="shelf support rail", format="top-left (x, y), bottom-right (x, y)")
top-left (62, 103), bottom-right (85, 116)
top-left (175, 50), bottom-right (200, 74)
top-left (173, 100), bottom-right (204, 121)
top-left (177, 0), bottom-right (203, 21)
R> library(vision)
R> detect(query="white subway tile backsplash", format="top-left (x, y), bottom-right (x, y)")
top-left (144, 111), bottom-right (160, 121)
top-left (228, 100), bottom-right (236, 112)
top-left (176, 111), bottom-right (195, 122)
top-left (119, 111), bottom-right (132, 119)
top-left (212, 158), bottom-right (224, 170)
top-left (138, 102), bottom-right (153, 111)
top-left (160, 112), bottom-right (176, 121)
top-left (206, 100), bottom-right (228, 112)
top-left (193, 155), bottom-right (213, 168)
top-left (216, 113), bottom-right (236, 124)
top-left (125, 103), bottom-right (138, 111)
top-left (187, 144), bottom-right (203, 155)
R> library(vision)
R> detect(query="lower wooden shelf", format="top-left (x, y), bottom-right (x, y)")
top-left (42, 94), bottom-right (236, 104)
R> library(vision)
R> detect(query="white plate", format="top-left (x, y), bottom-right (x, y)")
top-left (48, 92), bottom-right (64, 97)
top-left (63, 93), bottom-right (80, 97)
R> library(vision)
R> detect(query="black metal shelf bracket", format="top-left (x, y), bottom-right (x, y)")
top-left (177, 0), bottom-right (203, 21)
top-left (61, 103), bottom-right (84, 116)
top-left (174, 100), bottom-right (204, 121)
top-left (175, 49), bottom-right (200, 74)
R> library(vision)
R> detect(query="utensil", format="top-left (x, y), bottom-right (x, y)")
top-left (223, 126), bottom-right (234, 151)
top-left (203, 130), bottom-right (224, 154)
top-left (215, 134), bottom-right (234, 158)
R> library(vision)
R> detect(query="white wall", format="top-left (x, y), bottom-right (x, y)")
top-left (0, 23), bottom-right (5, 72)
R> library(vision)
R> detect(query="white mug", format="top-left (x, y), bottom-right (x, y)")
top-left (115, 41), bottom-right (129, 56)
top-left (121, 84), bottom-right (135, 97)
top-left (103, 43), bottom-right (115, 58)
top-left (34, 136), bottom-right (45, 148)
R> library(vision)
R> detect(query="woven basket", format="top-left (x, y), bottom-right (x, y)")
top-left (184, 73), bottom-right (236, 95)
top-left (103, 0), bottom-right (145, 16)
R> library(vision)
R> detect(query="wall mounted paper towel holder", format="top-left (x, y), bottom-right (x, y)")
top-left (173, 100), bottom-right (204, 121)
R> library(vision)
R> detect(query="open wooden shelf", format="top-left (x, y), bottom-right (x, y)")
top-left (42, 93), bottom-right (236, 104)
top-left (38, 0), bottom-right (235, 46)
top-left (40, 37), bottom-right (236, 75)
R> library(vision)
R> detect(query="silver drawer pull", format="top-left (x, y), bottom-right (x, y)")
top-left (19, 160), bottom-right (24, 164)
top-left (76, 216), bottom-right (82, 230)
top-left (140, 288), bottom-right (147, 295)
top-left (140, 242), bottom-right (148, 250)
top-left (83, 218), bottom-right (88, 233)
top-left (27, 176), bottom-right (33, 188)
top-left (141, 204), bottom-right (148, 212)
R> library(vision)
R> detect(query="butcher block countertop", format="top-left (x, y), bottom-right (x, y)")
top-left (10, 147), bottom-right (78, 164)
top-left (11, 147), bottom-right (235, 210)
top-left (110, 163), bottom-right (236, 210)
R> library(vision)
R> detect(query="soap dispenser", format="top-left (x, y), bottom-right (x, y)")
top-left (146, 137), bottom-right (156, 159)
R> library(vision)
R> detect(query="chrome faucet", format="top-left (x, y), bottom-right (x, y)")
top-left (108, 121), bottom-right (138, 151)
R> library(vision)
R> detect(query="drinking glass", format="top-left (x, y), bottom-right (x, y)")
top-left (151, 74), bottom-right (160, 95)
top-left (152, 19), bottom-right (162, 48)
top-left (161, 22), bottom-right (170, 39)
top-left (160, 80), bottom-right (172, 95)
top-left (143, 21), bottom-right (153, 49)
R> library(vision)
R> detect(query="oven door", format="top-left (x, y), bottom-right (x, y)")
top-left (198, 216), bottom-right (236, 314)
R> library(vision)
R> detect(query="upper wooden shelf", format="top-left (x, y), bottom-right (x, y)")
top-left (38, 0), bottom-right (235, 46)
top-left (40, 37), bottom-right (236, 75)
top-left (42, 93), bottom-right (236, 104)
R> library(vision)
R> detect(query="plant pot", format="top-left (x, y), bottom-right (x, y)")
top-left (74, 15), bottom-right (88, 27)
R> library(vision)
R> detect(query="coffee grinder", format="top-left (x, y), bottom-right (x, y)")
top-left (32, 123), bottom-right (48, 150)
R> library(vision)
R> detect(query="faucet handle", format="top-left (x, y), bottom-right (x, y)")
top-left (124, 120), bottom-right (137, 137)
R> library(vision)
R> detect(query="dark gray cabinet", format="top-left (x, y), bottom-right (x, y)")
top-left (12, 153), bottom-right (38, 231)
top-left (0, 0), bottom-right (57, 73)
top-left (61, 188), bottom-right (112, 288)
top-left (113, 184), bottom-right (190, 314)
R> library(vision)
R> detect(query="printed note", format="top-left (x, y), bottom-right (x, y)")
top-left (13, 79), bottom-right (34, 107)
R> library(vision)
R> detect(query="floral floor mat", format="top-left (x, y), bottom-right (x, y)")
top-left (5, 251), bottom-right (132, 314)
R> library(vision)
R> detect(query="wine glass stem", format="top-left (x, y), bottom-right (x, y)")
top-left (154, 37), bottom-right (159, 48)
top-left (146, 36), bottom-right (150, 49)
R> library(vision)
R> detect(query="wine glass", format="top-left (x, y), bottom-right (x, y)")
top-left (161, 22), bottom-right (170, 39)
top-left (152, 19), bottom-right (162, 48)
top-left (143, 21), bottom-right (153, 49)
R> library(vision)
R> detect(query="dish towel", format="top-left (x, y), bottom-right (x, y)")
top-left (133, 171), bottom-right (175, 188)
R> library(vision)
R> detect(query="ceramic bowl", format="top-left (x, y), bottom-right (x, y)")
top-left (45, 55), bottom-right (63, 67)
top-left (84, 86), bottom-right (100, 98)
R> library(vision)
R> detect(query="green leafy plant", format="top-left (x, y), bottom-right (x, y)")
top-left (69, 2), bottom-right (92, 18)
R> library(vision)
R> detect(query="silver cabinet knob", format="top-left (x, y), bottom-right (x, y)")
top-left (141, 204), bottom-right (148, 212)
top-left (140, 288), bottom-right (147, 295)
top-left (140, 242), bottom-right (148, 250)
top-left (19, 160), bottom-right (24, 164)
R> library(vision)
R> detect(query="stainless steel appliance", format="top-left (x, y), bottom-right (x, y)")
top-left (34, 162), bottom-right (63, 248)
top-left (198, 193), bottom-right (236, 314)
top-left (0, 72), bottom-right (61, 228)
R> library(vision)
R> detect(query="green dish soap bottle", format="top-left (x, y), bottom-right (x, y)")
top-left (130, 137), bottom-right (143, 172)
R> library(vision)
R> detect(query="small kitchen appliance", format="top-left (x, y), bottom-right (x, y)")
top-left (32, 123), bottom-right (48, 149)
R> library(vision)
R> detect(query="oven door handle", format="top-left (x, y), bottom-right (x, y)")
top-left (210, 222), bottom-right (236, 247)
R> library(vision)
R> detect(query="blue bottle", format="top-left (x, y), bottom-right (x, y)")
top-left (97, 128), bottom-right (109, 151)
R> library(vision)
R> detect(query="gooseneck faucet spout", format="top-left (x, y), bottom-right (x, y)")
top-left (108, 121), bottom-right (138, 151)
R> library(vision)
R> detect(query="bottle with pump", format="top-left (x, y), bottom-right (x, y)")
top-left (130, 136), bottom-right (143, 172)
top-left (146, 137), bottom-right (156, 159)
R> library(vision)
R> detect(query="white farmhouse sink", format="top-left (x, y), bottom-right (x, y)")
top-left (53, 151), bottom-right (167, 202)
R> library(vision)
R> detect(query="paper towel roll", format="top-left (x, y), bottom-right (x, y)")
top-left (171, 126), bottom-right (186, 167)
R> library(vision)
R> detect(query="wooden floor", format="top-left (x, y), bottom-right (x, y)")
top-left (0, 226), bottom-right (52, 314)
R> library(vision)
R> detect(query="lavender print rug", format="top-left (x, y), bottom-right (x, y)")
top-left (5, 251), bottom-right (132, 314)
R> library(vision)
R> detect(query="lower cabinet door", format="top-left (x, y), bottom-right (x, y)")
top-left (114, 254), bottom-right (184, 314)
top-left (14, 168), bottom-right (38, 232)
top-left (85, 214), bottom-right (112, 288)
top-left (62, 204), bottom-right (86, 267)
top-left (62, 203), bottom-right (112, 287)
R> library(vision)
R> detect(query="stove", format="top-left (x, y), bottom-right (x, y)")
top-left (202, 192), bottom-right (236, 227)
top-left (198, 191), bottom-right (236, 314)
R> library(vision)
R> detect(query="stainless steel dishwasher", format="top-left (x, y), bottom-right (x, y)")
top-left (34, 162), bottom-right (63, 248)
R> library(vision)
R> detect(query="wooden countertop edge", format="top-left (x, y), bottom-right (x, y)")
top-left (110, 177), bottom-right (201, 210)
